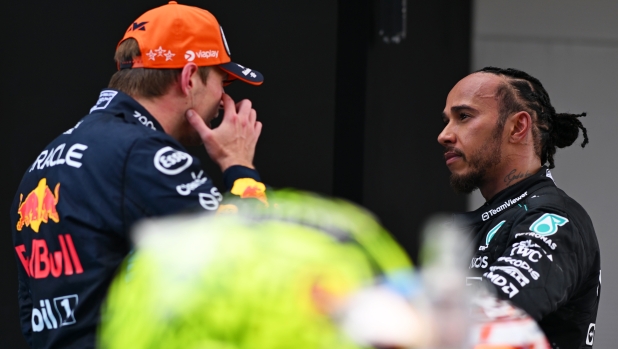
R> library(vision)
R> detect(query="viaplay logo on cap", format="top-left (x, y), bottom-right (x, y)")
top-left (184, 50), bottom-right (219, 62)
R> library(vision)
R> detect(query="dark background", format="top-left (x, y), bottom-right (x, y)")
top-left (1, 0), bottom-right (470, 347)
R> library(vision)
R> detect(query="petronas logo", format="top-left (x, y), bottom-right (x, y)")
top-left (486, 220), bottom-right (506, 246)
top-left (530, 214), bottom-right (569, 236)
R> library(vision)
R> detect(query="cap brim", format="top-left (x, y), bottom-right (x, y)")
top-left (219, 62), bottom-right (264, 86)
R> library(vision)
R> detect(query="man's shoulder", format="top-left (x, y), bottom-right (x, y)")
top-left (522, 185), bottom-right (592, 226)
top-left (81, 112), bottom-right (158, 138)
top-left (507, 184), bottom-right (598, 256)
top-left (64, 112), bottom-right (177, 150)
top-left (22, 112), bottom-right (180, 179)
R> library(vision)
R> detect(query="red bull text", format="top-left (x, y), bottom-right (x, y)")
top-left (15, 234), bottom-right (83, 279)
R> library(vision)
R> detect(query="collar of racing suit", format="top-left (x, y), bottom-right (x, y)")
top-left (89, 89), bottom-right (165, 132)
top-left (453, 166), bottom-right (556, 228)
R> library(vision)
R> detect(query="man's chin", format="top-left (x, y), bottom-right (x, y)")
top-left (449, 171), bottom-right (481, 194)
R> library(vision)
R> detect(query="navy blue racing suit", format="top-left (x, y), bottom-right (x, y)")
top-left (10, 90), bottom-right (267, 349)
top-left (455, 168), bottom-right (601, 349)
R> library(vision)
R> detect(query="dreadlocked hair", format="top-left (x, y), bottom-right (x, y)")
top-left (477, 67), bottom-right (589, 169)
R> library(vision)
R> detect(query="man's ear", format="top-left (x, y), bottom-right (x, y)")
top-left (509, 111), bottom-right (532, 144)
top-left (180, 63), bottom-right (199, 97)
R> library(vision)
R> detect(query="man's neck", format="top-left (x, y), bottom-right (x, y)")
top-left (133, 94), bottom-right (186, 140)
top-left (480, 162), bottom-right (542, 202)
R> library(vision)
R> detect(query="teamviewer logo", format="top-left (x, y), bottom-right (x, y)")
top-left (185, 50), bottom-right (196, 61)
top-left (482, 212), bottom-right (490, 221)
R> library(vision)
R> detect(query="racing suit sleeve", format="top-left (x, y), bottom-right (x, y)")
top-left (16, 253), bottom-right (33, 346)
top-left (482, 207), bottom-right (582, 321)
top-left (123, 136), bottom-right (267, 224)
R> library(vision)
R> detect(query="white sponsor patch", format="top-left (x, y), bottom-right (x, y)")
top-left (176, 171), bottom-right (208, 196)
top-left (184, 50), bottom-right (196, 61)
top-left (198, 187), bottom-right (223, 210)
top-left (469, 256), bottom-right (489, 269)
top-left (497, 257), bottom-right (540, 280)
top-left (32, 294), bottom-right (78, 332)
top-left (133, 111), bottom-right (156, 130)
top-left (510, 245), bottom-right (543, 262)
top-left (185, 50), bottom-right (219, 61)
top-left (586, 323), bottom-right (595, 345)
top-left (514, 232), bottom-right (557, 250)
top-left (154, 147), bottom-right (193, 175)
top-left (90, 90), bottom-right (118, 112)
top-left (481, 191), bottom-right (528, 221)
top-left (30, 143), bottom-right (88, 172)
top-left (490, 266), bottom-right (530, 287)
top-left (63, 121), bottom-right (83, 135)
top-left (483, 271), bottom-right (519, 298)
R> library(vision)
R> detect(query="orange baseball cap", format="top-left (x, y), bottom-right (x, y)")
top-left (117, 1), bottom-right (263, 86)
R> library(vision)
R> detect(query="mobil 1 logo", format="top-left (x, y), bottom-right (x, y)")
top-left (32, 294), bottom-right (78, 332)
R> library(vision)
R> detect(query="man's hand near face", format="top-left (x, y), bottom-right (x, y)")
top-left (185, 93), bottom-right (262, 171)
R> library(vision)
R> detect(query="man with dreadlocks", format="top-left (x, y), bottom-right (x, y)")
top-left (439, 67), bottom-right (600, 349)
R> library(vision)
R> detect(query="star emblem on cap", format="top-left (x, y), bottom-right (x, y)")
top-left (146, 50), bottom-right (157, 61)
top-left (155, 46), bottom-right (165, 57)
top-left (164, 50), bottom-right (176, 61)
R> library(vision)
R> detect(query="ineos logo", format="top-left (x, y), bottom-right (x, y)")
top-left (469, 256), bottom-right (488, 269)
top-left (154, 147), bottom-right (192, 175)
top-left (185, 50), bottom-right (196, 61)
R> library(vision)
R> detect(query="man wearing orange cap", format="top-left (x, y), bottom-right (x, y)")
top-left (10, 2), bottom-right (267, 348)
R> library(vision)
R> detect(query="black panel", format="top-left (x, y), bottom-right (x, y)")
top-left (333, 0), bottom-right (371, 204)
top-left (362, 0), bottom-right (471, 261)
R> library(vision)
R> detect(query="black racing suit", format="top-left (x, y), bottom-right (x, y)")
top-left (10, 90), bottom-right (267, 349)
top-left (455, 167), bottom-right (601, 349)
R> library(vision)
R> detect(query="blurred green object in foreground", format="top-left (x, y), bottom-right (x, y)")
top-left (98, 190), bottom-right (413, 349)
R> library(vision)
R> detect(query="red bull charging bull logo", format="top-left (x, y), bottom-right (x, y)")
top-left (230, 178), bottom-right (268, 206)
top-left (17, 178), bottom-right (60, 233)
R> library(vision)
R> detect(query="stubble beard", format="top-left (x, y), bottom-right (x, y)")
top-left (449, 126), bottom-right (503, 194)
